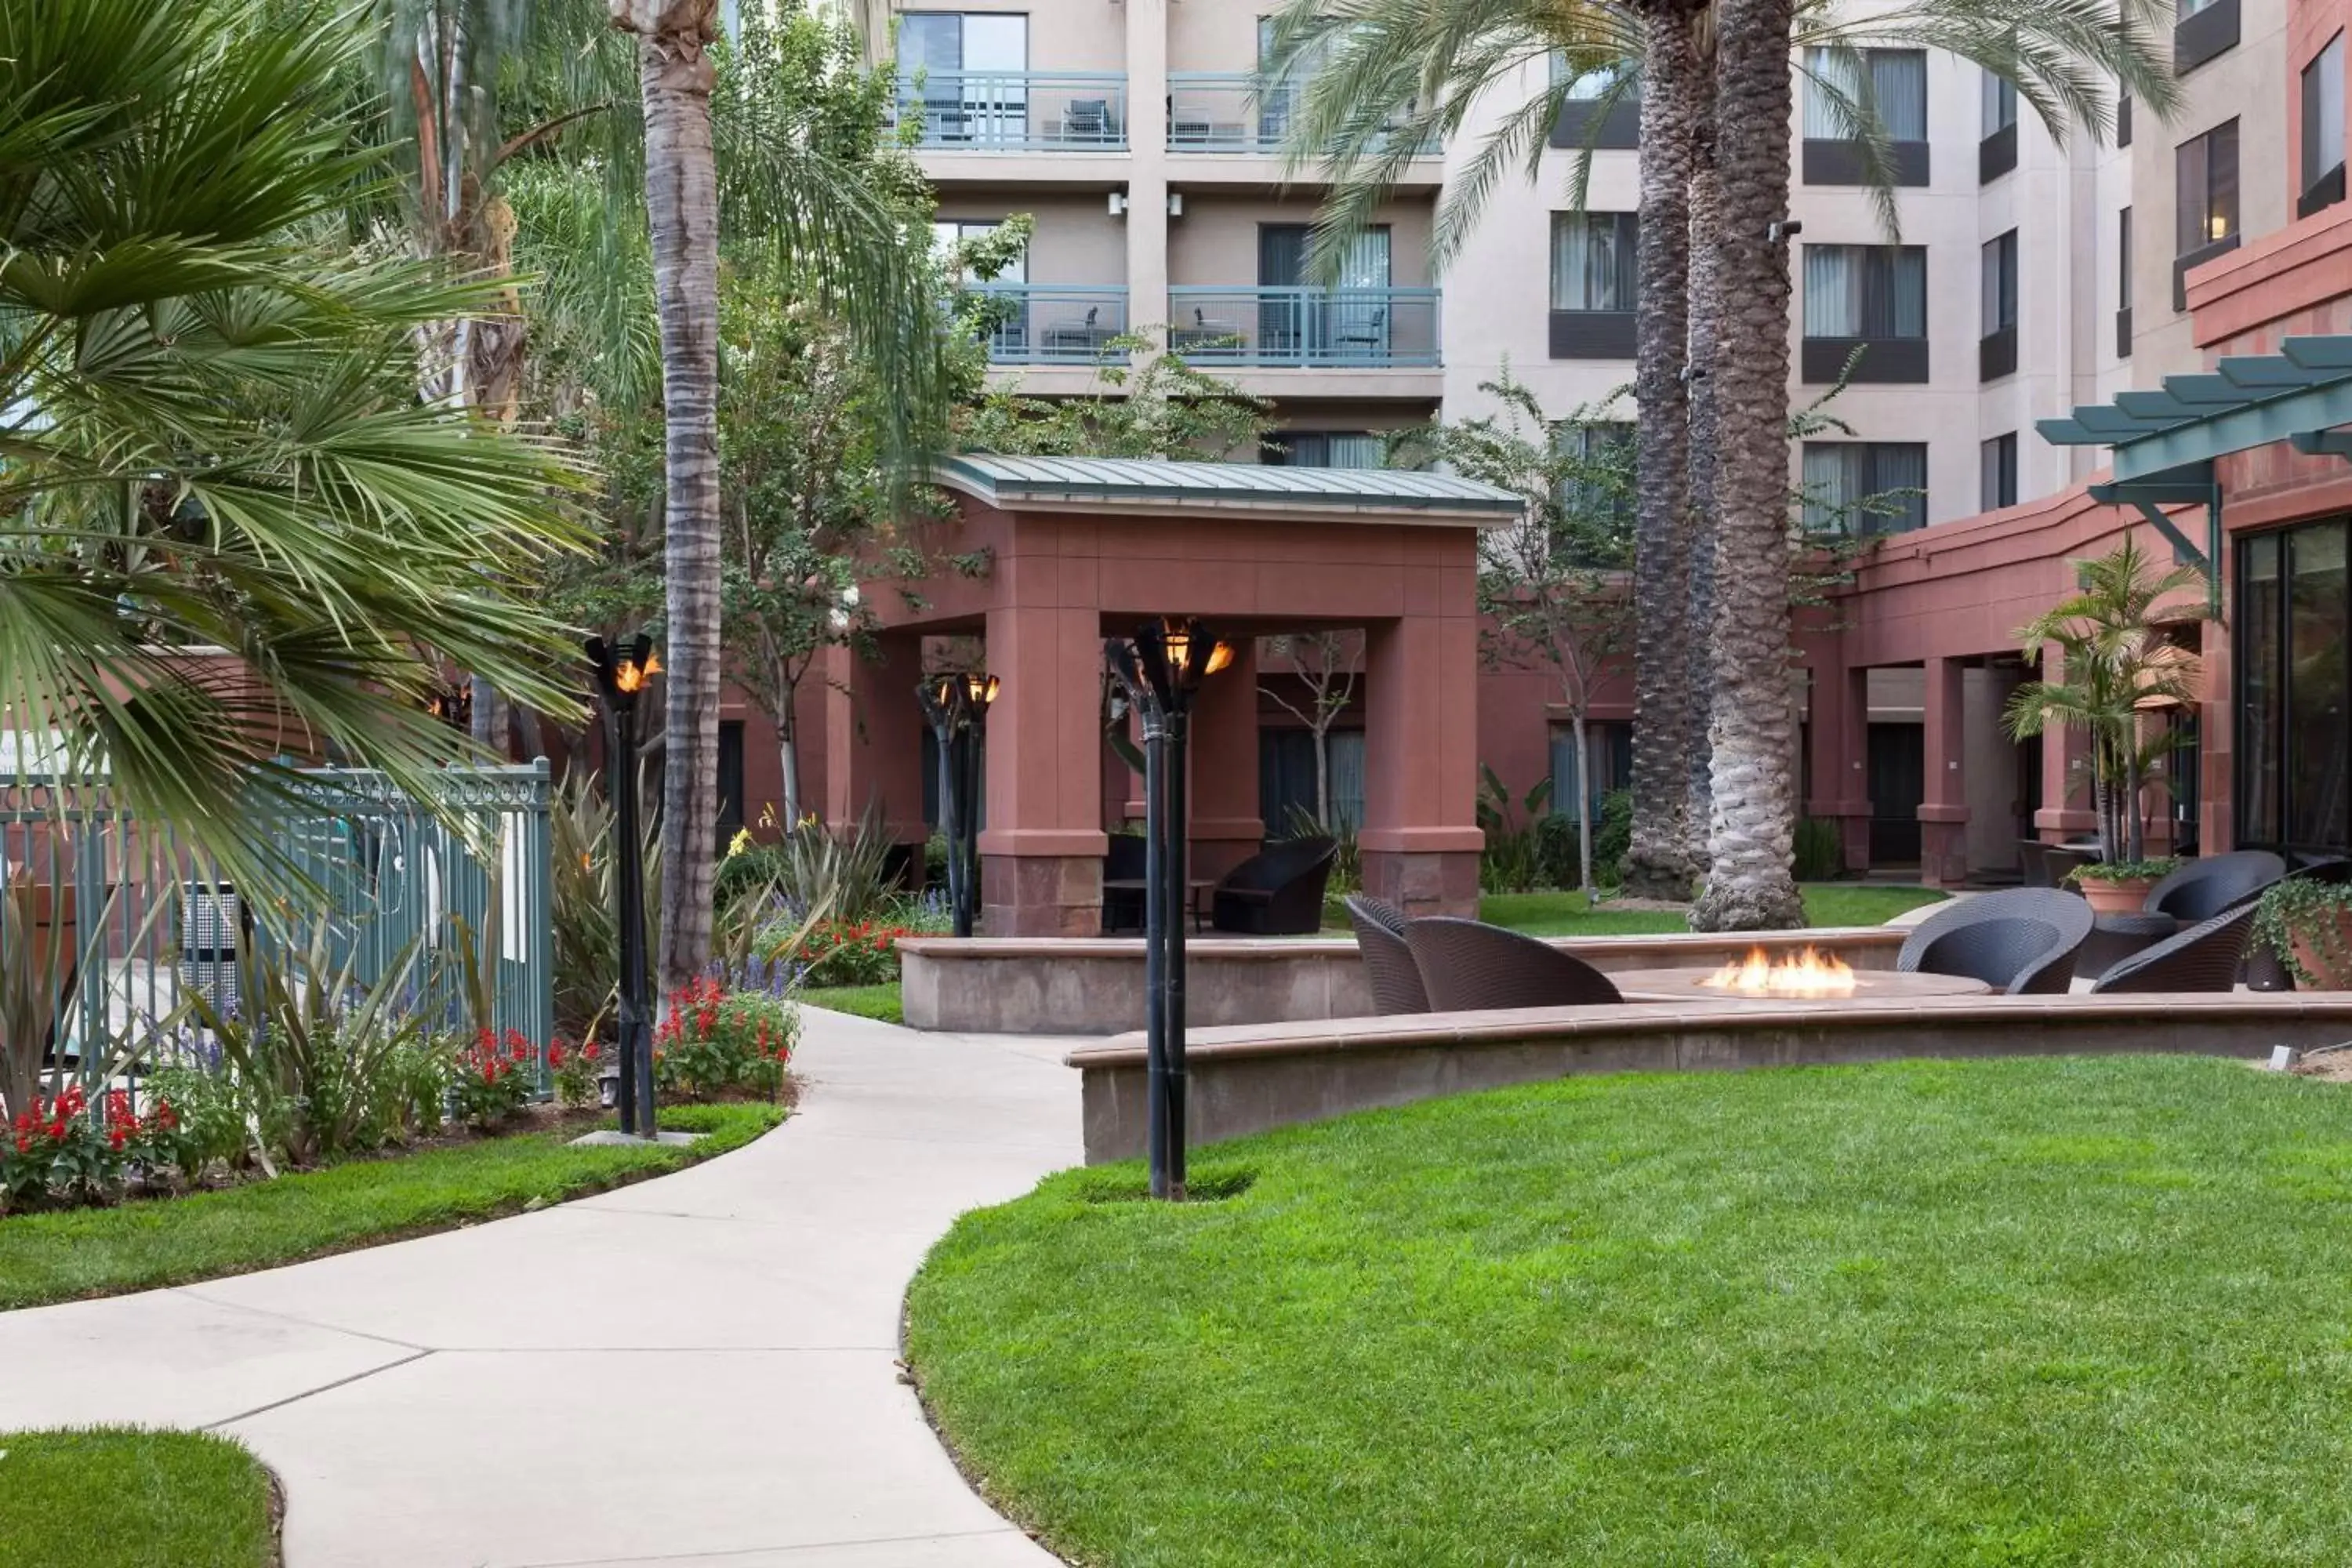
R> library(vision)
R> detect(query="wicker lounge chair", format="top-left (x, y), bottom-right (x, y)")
top-left (2145, 851), bottom-right (2285, 924)
top-left (1209, 836), bottom-right (1338, 935)
top-left (2088, 902), bottom-right (2258, 993)
top-left (1345, 895), bottom-right (1427, 1014)
top-left (1896, 887), bottom-right (2092, 994)
top-left (1401, 917), bottom-right (1624, 1011)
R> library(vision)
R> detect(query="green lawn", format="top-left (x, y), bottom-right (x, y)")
top-left (909, 1054), bottom-right (2352, 1567)
top-left (802, 982), bottom-right (904, 1024)
top-left (1476, 881), bottom-right (1944, 936)
top-left (0, 1428), bottom-right (275, 1568)
top-left (0, 1102), bottom-right (782, 1312)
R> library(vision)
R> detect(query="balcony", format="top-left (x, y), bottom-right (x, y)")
top-left (1800, 336), bottom-right (1929, 384)
top-left (965, 285), bottom-right (1129, 365)
top-left (893, 72), bottom-right (1128, 151)
top-left (1165, 74), bottom-right (1439, 154)
top-left (1165, 287), bottom-right (1440, 366)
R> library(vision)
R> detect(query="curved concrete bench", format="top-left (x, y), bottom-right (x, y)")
top-left (1064, 992), bottom-right (2352, 1163)
top-left (902, 926), bottom-right (1909, 1034)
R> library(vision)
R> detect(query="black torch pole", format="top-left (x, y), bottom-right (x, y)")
top-left (1162, 702), bottom-right (1190, 1200)
top-left (609, 702), bottom-right (652, 1138)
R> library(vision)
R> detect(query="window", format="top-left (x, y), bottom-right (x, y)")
top-left (1803, 246), bottom-right (1926, 338)
top-left (1265, 431), bottom-right (1384, 468)
top-left (1549, 54), bottom-right (1617, 97)
top-left (898, 13), bottom-right (1029, 143)
top-left (1979, 70), bottom-right (2018, 181)
top-left (1553, 420), bottom-right (1634, 539)
top-left (1550, 722), bottom-right (1633, 822)
top-left (1980, 232), bottom-right (2017, 332)
top-left (2117, 206), bottom-right (2134, 358)
top-left (2303, 33), bottom-right (2346, 215)
top-left (1980, 71), bottom-right (2016, 135)
top-left (1802, 48), bottom-right (1927, 140)
top-left (2236, 521), bottom-right (2350, 852)
top-left (2175, 119), bottom-right (2240, 254)
top-left (1549, 212), bottom-right (1639, 311)
top-left (932, 218), bottom-right (1021, 283)
top-left (1547, 53), bottom-right (1639, 148)
top-left (1802, 443), bottom-right (1927, 535)
top-left (1979, 434), bottom-right (2018, 511)
top-left (1260, 728), bottom-right (1366, 829)
top-left (717, 720), bottom-right (746, 844)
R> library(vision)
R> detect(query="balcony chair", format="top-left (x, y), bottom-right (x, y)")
top-left (1209, 836), bottom-right (1338, 935)
top-left (1400, 917), bottom-right (1623, 1011)
top-left (1061, 99), bottom-right (1113, 145)
top-left (2087, 902), bottom-right (2259, 993)
top-left (1344, 894), bottom-right (1427, 1014)
top-left (1895, 887), bottom-right (2092, 995)
top-left (1332, 307), bottom-right (1388, 359)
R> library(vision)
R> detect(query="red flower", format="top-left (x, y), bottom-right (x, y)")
top-left (547, 1044), bottom-right (567, 1069)
top-left (107, 1127), bottom-right (127, 1150)
top-left (583, 1043), bottom-right (600, 1061)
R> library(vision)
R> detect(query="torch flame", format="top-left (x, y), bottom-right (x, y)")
top-left (614, 652), bottom-right (662, 694)
top-left (1700, 945), bottom-right (1856, 997)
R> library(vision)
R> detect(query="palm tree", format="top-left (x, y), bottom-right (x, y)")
top-left (601, 0), bottom-right (963, 986)
top-left (1267, 0), bottom-right (2179, 927)
top-left (2, 0), bottom-right (586, 869)
top-left (2005, 535), bottom-right (2208, 864)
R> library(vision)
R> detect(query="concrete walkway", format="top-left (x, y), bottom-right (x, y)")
top-left (0, 1011), bottom-right (1078, 1567)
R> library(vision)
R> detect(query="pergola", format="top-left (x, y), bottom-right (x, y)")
top-left (2039, 331), bottom-right (2352, 608)
top-left (820, 456), bottom-right (1523, 935)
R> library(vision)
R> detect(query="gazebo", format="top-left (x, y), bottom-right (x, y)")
top-left (822, 456), bottom-right (1522, 935)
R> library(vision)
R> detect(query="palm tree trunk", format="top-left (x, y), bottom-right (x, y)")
top-left (1620, 0), bottom-right (1703, 902)
top-left (616, 0), bottom-right (724, 989)
top-left (1689, 0), bottom-right (1805, 932)
top-left (1682, 121), bottom-right (1722, 874)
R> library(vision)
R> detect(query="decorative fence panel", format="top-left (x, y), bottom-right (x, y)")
top-left (0, 763), bottom-right (553, 1078)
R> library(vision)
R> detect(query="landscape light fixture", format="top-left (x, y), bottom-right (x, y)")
top-left (585, 633), bottom-right (661, 1138)
top-left (1103, 617), bottom-right (1234, 1200)
top-left (916, 671), bottom-right (998, 938)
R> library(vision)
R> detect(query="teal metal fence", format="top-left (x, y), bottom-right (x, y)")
top-left (0, 762), bottom-right (554, 1082)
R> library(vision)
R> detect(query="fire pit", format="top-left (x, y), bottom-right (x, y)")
top-left (1610, 946), bottom-right (1988, 1004)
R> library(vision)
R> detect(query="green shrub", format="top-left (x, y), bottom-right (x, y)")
top-left (770, 809), bottom-right (902, 924)
top-left (1793, 817), bottom-right (1846, 881)
top-left (1279, 805), bottom-right (1359, 895)
top-left (1476, 764), bottom-right (1553, 894)
top-left (550, 769), bottom-right (659, 1048)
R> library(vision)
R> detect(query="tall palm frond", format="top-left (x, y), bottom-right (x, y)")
top-left (1, 0), bottom-right (590, 878)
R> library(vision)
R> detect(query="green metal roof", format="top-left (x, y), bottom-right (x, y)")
top-left (935, 455), bottom-right (1523, 520)
top-left (2038, 333), bottom-right (2352, 481)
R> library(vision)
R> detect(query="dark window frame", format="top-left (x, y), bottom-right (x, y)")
top-left (1979, 432), bottom-right (2018, 511)
top-left (2234, 520), bottom-right (2352, 856)
top-left (1980, 229), bottom-right (2018, 381)
top-left (2303, 32), bottom-right (2347, 217)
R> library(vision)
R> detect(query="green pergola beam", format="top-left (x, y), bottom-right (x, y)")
top-left (2216, 354), bottom-right (2332, 390)
top-left (2281, 336), bottom-right (2352, 371)
top-left (2114, 377), bottom-right (2352, 479)
top-left (2161, 373), bottom-right (2261, 404)
top-left (2289, 427), bottom-right (2352, 459)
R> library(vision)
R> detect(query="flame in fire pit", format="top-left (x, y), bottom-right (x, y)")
top-left (1700, 945), bottom-right (1857, 997)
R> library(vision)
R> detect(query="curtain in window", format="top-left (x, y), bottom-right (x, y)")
top-left (1549, 214), bottom-right (1636, 310)
top-left (2306, 34), bottom-right (2346, 189)
top-left (1801, 444), bottom-right (1853, 532)
top-left (1871, 52), bottom-right (1926, 140)
top-left (1980, 232), bottom-right (2016, 332)
top-left (2176, 122), bottom-right (2240, 251)
top-left (1328, 731), bottom-right (1367, 826)
top-left (1871, 444), bottom-right (1928, 532)
top-left (1803, 247), bottom-right (1925, 338)
top-left (1803, 49), bottom-right (1924, 140)
top-left (1804, 444), bottom-right (1927, 534)
top-left (1981, 71), bottom-right (2016, 133)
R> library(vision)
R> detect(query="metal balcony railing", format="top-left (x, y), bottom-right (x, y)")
top-left (1166, 73), bottom-right (1440, 154)
top-left (893, 71), bottom-right (1127, 151)
top-left (962, 285), bottom-right (1131, 365)
top-left (1165, 287), bottom-right (1440, 367)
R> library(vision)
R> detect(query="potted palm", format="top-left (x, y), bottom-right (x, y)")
top-left (2005, 535), bottom-right (2209, 866)
top-left (2254, 878), bottom-right (2352, 989)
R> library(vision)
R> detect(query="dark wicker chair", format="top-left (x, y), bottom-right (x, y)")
top-left (2144, 850), bottom-right (2285, 923)
top-left (1101, 833), bottom-right (1148, 934)
top-left (1401, 917), bottom-right (1624, 1011)
top-left (2089, 902), bottom-right (2259, 993)
top-left (1345, 895), bottom-right (1427, 1014)
top-left (1210, 836), bottom-right (1338, 935)
top-left (1896, 887), bottom-right (2094, 994)
top-left (2017, 840), bottom-right (2056, 889)
top-left (2043, 844), bottom-right (2100, 890)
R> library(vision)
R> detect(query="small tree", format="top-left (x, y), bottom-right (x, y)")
top-left (1398, 372), bottom-right (1635, 899)
top-left (2005, 534), bottom-right (2208, 863)
top-left (1258, 631), bottom-right (1363, 826)
top-left (959, 337), bottom-right (1271, 459)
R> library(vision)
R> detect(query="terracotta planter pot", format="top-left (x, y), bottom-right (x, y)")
top-left (2288, 908), bottom-right (2352, 990)
top-left (2078, 877), bottom-right (2157, 916)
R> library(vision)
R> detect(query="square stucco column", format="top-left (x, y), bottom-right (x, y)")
top-left (979, 604), bottom-right (1109, 935)
top-left (1807, 663), bottom-right (1874, 873)
top-left (822, 633), bottom-right (927, 849)
top-left (1187, 636), bottom-right (1263, 884)
top-left (1361, 610), bottom-right (1482, 916)
top-left (1918, 657), bottom-right (1970, 887)
top-left (2198, 617), bottom-right (2232, 853)
top-left (2032, 644), bottom-right (2100, 840)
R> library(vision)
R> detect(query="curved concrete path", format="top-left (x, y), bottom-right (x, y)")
top-left (0, 1011), bottom-right (1077, 1567)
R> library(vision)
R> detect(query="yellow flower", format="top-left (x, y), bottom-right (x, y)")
top-left (726, 828), bottom-right (753, 859)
